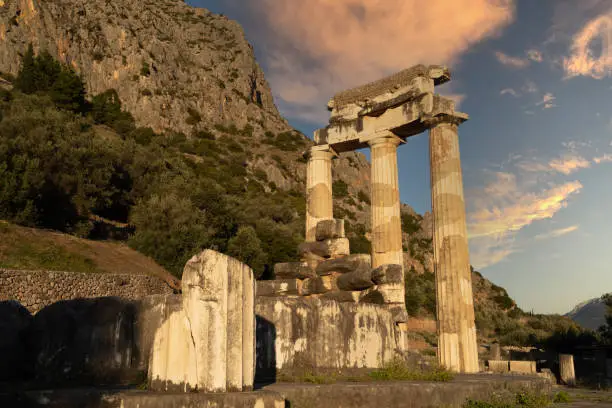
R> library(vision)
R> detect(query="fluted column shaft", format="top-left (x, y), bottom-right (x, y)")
top-left (306, 146), bottom-right (334, 242)
top-left (369, 134), bottom-right (404, 269)
top-left (429, 120), bottom-right (478, 373)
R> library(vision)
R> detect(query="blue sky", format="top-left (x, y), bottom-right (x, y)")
top-left (190, 0), bottom-right (612, 315)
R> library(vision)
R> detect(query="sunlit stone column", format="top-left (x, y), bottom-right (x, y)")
top-left (369, 134), bottom-right (403, 269)
top-left (305, 145), bottom-right (334, 242)
top-left (429, 117), bottom-right (478, 373)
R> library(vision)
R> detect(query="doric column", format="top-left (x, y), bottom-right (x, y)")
top-left (368, 134), bottom-right (403, 269)
top-left (429, 117), bottom-right (478, 373)
top-left (305, 145), bottom-right (334, 242)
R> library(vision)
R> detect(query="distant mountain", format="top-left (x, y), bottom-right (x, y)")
top-left (565, 295), bottom-right (609, 331)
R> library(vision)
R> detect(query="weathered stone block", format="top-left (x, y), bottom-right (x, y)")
top-left (298, 238), bottom-right (350, 259)
top-left (255, 297), bottom-right (408, 375)
top-left (149, 250), bottom-right (256, 393)
top-left (315, 254), bottom-right (371, 276)
top-left (371, 264), bottom-right (403, 285)
top-left (302, 275), bottom-right (338, 295)
top-left (315, 219), bottom-right (345, 241)
top-left (509, 360), bottom-right (536, 374)
top-left (336, 265), bottom-right (374, 291)
top-left (359, 283), bottom-right (404, 304)
top-left (559, 354), bottom-right (575, 386)
top-left (319, 290), bottom-right (361, 303)
top-left (488, 360), bottom-right (509, 373)
top-left (273, 262), bottom-right (316, 280)
top-left (257, 280), bottom-right (301, 297)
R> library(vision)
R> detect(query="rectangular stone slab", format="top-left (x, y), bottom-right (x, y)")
top-left (509, 360), bottom-right (536, 374)
top-left (315, 254), bottom-right (371, 276)
top-left (371, 264), bottom-right (403, 285)
top-left (315, 219), bottom-right (345, 241)
top-left (256, 280), bottom-right (301, 297)
top-left (273, 262), bottom-right (317, 280)
top-left (298, 238), bottom-right (350, 259)
top-left (488, 360), bottom-right (510, 373)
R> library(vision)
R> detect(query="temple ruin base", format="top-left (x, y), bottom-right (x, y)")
top-left (255, 296), bottom-right (409, 380)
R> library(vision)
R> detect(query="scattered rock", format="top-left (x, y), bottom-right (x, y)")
top-left (274, 262), bottom-right (316, 280)
top-left (371, 264), bottom-right (403, 285)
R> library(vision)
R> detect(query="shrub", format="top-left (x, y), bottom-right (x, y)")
top-left (140, 61), bottom-right (151, 77)
top-left (186, 107), bottom-right (202, 125)
top-left (357, 190), bottom-right (370, 205)
top-left (227, 226), bottom-right (266, 277)
top-left (332, 180), bottom-right (349, 198)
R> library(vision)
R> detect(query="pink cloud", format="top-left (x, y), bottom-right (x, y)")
top-left (495, 51), bottom-right (529, 68)
top-left (564, 11), bottom-right (612, 79)
top-left (237, 0), bottom-right (516, 124)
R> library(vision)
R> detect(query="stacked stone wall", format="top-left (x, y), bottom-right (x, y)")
top-left (0, 269), bottom-right (173, 313)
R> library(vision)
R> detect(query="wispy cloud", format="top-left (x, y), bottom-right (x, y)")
top-left (536, 92), bottom-right (557, 109)
top-left (564, 11), bottom-right (612, 79)
top-left (495, 51), bottom-right (530, 68)
top-left (468, 171), bottom-right (583, 268)
top-left (594, 153), bottom-right (612, 163)
top-left (522, 80), bottom-right (539, 93)
top-left (527, 49), bottom-right (543, 62)
top-left (548, 155), bottom-right (591, 174)
top-left (500, 88), bottom-right (520, 97)
top-left (230, 0), bottom-right (516, 124)
top-left (534, 225), bottom-right (579, 240)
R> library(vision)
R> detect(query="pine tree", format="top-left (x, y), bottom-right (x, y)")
top-left (14, 44), bottom-right (37, 94)
top-left (50, 67), bottom-right (86, 113)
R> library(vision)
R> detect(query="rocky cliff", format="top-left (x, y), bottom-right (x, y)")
top-left (566, 296), bottom-right (608, 331)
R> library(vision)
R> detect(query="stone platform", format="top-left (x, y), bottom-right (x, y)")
top-left (263, 374), bottom-right (552, 408)
top-left (0, 374), bottom-right (552, 408)
top-left (0, 389), bottom-right (285, 408)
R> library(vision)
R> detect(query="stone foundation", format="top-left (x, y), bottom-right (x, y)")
top-left (255, 296), bottom-right (408, 380)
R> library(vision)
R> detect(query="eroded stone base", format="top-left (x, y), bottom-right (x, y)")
top-left (255, 296), bottom-right (408, 381)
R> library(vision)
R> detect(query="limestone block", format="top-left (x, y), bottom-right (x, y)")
top-left (302, 252), bottom-right (325, 271)
top-left (302, 275), bottom-right (338, 295)
top-left (371, 264), bottom-right (403, 285)
top-left (316, 254), bottom-right (371, 276)
top-left (256, 280), bottom-right (301, 297)
top-left (359, 283), bottom-right (404, 304)
top-left (488, 360), bottom-right (509, 373)
top-left (509, 360), bottom-right (536, 374)
top-left (273, 262), bottom-right (316, 280)
top-left (315, 219), bottom-right (345, 241)
top-left (298, 238), bottom-right (350, 259)
top-left (386, 303), bottom-right (409, 323)
top-left (149, 250), bottom-right (256, 393)
top-left (319, 290), bottom-right (361, 303)
top-left (255, 297), bottom-right (408, 375)
top-left (336, 265), bottom-right (374, 291)
top-left (559, 354), bottom-right (576, 386)
top-left (489, 343), bottom-right (501, 360)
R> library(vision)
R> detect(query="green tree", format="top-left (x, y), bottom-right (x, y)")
top-left (227, 226), bottom-right (266, 278)
top-left (50, 68), bottom-right (87, 113)
top-left (14, 44), bottom-right (37, 94)
top-left (128, 194), bottom-right (215, 277)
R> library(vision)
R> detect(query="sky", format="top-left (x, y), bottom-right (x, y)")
top-left (189, 0), bottom-right (612, 315)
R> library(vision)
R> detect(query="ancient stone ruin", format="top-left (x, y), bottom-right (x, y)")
top-left (148, 250), bottom-right (256, 392)
top-left (262, 64), bottom-right (478, 373)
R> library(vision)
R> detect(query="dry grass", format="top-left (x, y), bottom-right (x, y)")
top-left (0, 221), bottom-right (177, 286)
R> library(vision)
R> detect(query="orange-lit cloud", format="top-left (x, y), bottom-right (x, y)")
top-left (536, 92), bottom-right (557, 109)
top-left (594, 153), bottom-right (612, 163)
top-left (495, 51), bottom-right (529, 68)
top-left (240, 0), bottom-right (516, 123)
top-left (467, 170), bottom-right (582, 269)
top-left (548, 155), bottom-right (591, 174)
top-left (534, 225), bottom-right (579, 240)
top-left (564, 11), bottom-right (612, 79)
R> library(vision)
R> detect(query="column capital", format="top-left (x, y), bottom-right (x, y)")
top-left (305, 144), bottom-right (338, 161)
top-left (365, 132), bottom-right (403, 148)
top-left (424, 113), bottom-right (468, 128)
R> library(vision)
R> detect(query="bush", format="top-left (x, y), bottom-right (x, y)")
top-left (357, 190), bottom-right (370, 205)
top-left (227, 226), bottom-right (266, 277)
top-left (332, 180), bottom-right (349, 197)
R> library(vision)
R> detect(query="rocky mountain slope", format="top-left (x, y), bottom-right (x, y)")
top-left (566, 296), bottom-right (608, 331)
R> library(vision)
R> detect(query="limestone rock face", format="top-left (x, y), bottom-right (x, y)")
top-left (149, 249), bottom-right (255, 393)
top-left (0, 0), bottom-right (288, 135)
